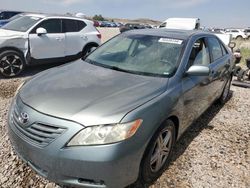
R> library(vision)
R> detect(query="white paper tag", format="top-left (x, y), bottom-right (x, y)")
top-left (31, 17), bottom-right (40, 20)
top-left (158, 38), bottom-right (183, 44)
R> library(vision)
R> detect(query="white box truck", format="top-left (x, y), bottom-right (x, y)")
top-left (159, 18), bottom-right (200, 30)
top-left (158, 17), bottom-right (231, 45)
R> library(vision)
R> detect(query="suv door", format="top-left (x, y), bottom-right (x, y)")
top-left (62, 19), bottom-right (87, 57)
top-left (29, 19), bottom-right (66, 60)
top-left (206, 37), bottom-right (230, 99)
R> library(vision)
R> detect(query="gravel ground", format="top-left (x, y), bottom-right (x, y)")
top-left (0, 29), bottom-right (249, 188)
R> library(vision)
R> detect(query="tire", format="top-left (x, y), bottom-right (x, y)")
top-left (218, 77), bottom-right (232, 104)
top-left (82, 44), bottom-right (98, 58)
top-left (237, 69), bottom-right (247, 81)
top-left (233, 66), bottom-right (241, 76)
top-left (139, 120), bottom-right (176, 185)
top-left (0, 50), bottom-right (25, 78)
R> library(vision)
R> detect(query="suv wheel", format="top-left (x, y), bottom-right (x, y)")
top-left (0, 50), bottom-right (25, 78)
top-left (139, 120), bottom-right (175, 185)
top-left (82, 44), bottom-right (98, 58)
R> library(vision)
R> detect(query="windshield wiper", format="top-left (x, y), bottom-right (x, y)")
top-left (85, 59), bottom-right (133, 74)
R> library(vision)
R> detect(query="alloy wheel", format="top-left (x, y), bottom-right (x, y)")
top-left (0, 54), bottom-right (23, 77)
top-left (150, 127), bottom-right (173, 172)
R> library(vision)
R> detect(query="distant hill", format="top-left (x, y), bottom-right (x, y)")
top-left (88, 16), bottom-right (162, 26)
top-left (110, 18), bottom-right (162, 26)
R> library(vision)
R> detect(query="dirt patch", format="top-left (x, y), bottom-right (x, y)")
top-left (0, 79), bottom-right (23, 99)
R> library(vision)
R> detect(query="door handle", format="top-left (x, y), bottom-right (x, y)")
top-left (81, 35), bottom-right (88, 40)
top-left (56, 37), bottom-right (62, 41)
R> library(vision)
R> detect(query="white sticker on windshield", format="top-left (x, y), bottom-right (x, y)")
top-left (158, 38), bottom-right (183, 44)
top-left (31, 17), bottom-right (40, 20)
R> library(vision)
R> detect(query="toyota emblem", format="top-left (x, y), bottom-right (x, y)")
top-left (18, 112), bottom-right (29, 125)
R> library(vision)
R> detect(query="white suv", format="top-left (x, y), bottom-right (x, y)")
top-left (0, 13), bottom-right (101, 77)
top-left (224, 29), bottom-right (247, 40)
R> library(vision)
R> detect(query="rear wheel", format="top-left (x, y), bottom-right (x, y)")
top-left (139, 120), bottom-right (175, 185)
top-left (0, 50), bottom-right (25, 78)
top-left (218, 77), bottom-right (232, 104)
top-left (82, 44), bottom-right (98, 58)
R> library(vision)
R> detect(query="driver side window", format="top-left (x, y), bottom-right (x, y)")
top-left (31, 19), bottom-right (62, 34)
top-left (188, 38), bottom-right (210, 67)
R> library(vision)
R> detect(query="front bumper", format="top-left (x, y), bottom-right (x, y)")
top-left (7, 97), bottom-right (145, 188)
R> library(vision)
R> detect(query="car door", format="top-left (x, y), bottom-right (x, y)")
top-left (181, 37), bottom-right (212, 129)
top-left (206, 37), bottom-right (231, 100)
top-left (62, 19), bottom-right (87, 57)
top-left (29, 18), bottom-right (66, 60)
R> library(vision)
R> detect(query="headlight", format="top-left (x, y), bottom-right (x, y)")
top-left (67, 119), bottom-right (143, 146)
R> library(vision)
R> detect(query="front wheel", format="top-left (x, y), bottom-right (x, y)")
top-left (0, 50), bottom-right (25, 78)
top-left (139, 120), bottom-right (176, 185)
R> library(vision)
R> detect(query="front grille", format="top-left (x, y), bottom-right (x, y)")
top-left (11, 103), bottom-right (66, 147)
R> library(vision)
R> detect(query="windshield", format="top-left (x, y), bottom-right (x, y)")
top-left (7, 14), bottom-right (23, 21)
top-left (86, 33), bottom-right (184, 77)
top-left (2, 16), bottom-right (41, 32)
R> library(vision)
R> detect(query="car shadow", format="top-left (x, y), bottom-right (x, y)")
top-left (128, 91), bottom-right (234, 188)
top-left (0, 62), bottom-right (68, 80)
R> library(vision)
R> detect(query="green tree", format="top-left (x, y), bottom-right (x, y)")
top-left (93, 14), bottom-right (105, 21)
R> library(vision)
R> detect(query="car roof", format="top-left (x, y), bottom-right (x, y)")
top-left (0, 10), bottom-right (22, 13)
top-left (124, 29), bottom-right (212, 40)
top-left (20, 13), bottom-right (92, 23)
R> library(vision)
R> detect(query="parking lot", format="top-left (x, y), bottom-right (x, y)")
top-left (0, 28), bottom-right (249, 188)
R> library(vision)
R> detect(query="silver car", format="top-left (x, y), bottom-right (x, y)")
top-left (8, 29), bottom-right (234, 188)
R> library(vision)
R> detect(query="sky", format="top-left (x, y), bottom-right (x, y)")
top-left (0, 0), bottom-right (249, 28)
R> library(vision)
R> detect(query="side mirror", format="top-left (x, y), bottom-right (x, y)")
top-left (228, 42), bottom-right (236, 52)
top-left (186, 65), bottom-right (210, 76)
top-left (36, 27), bottom-right (47, 36)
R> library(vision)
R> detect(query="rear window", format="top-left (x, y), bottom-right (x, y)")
top-left (207, 37), bottom-right (223, 61)
top-left (62, 19), bottom-right (86, 32)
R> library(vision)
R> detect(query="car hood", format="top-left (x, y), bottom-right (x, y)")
top-left (0, 29), bottom-right (25, 38)
top-left (19, 60), bottom-right (168, 126)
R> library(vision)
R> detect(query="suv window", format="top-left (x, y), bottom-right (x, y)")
top-left (62, 19), bottom-right (86, 32)
top-left (2, 16), bottom-right (42, 32)
top-left (34, 19), bottom-right (62, 33)
top-left (188, 38), bottom-right (210, 66)
top-left (77, 20), bottom-right (86, 30)
top-left (207, 37), bottom-right (223, 61)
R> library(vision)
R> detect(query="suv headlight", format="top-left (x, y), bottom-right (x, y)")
top-left (67, 119), bottom-right (143, 146)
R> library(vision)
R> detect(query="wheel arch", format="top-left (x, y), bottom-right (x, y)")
top-left (82, 42), bottom-right (99, 51)
top-left (0, 47), bottom-right (26, 62)
top-left (0, 47), bottom-right (24, 55)
top-left (167, 115), bottom-right (179, 141)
